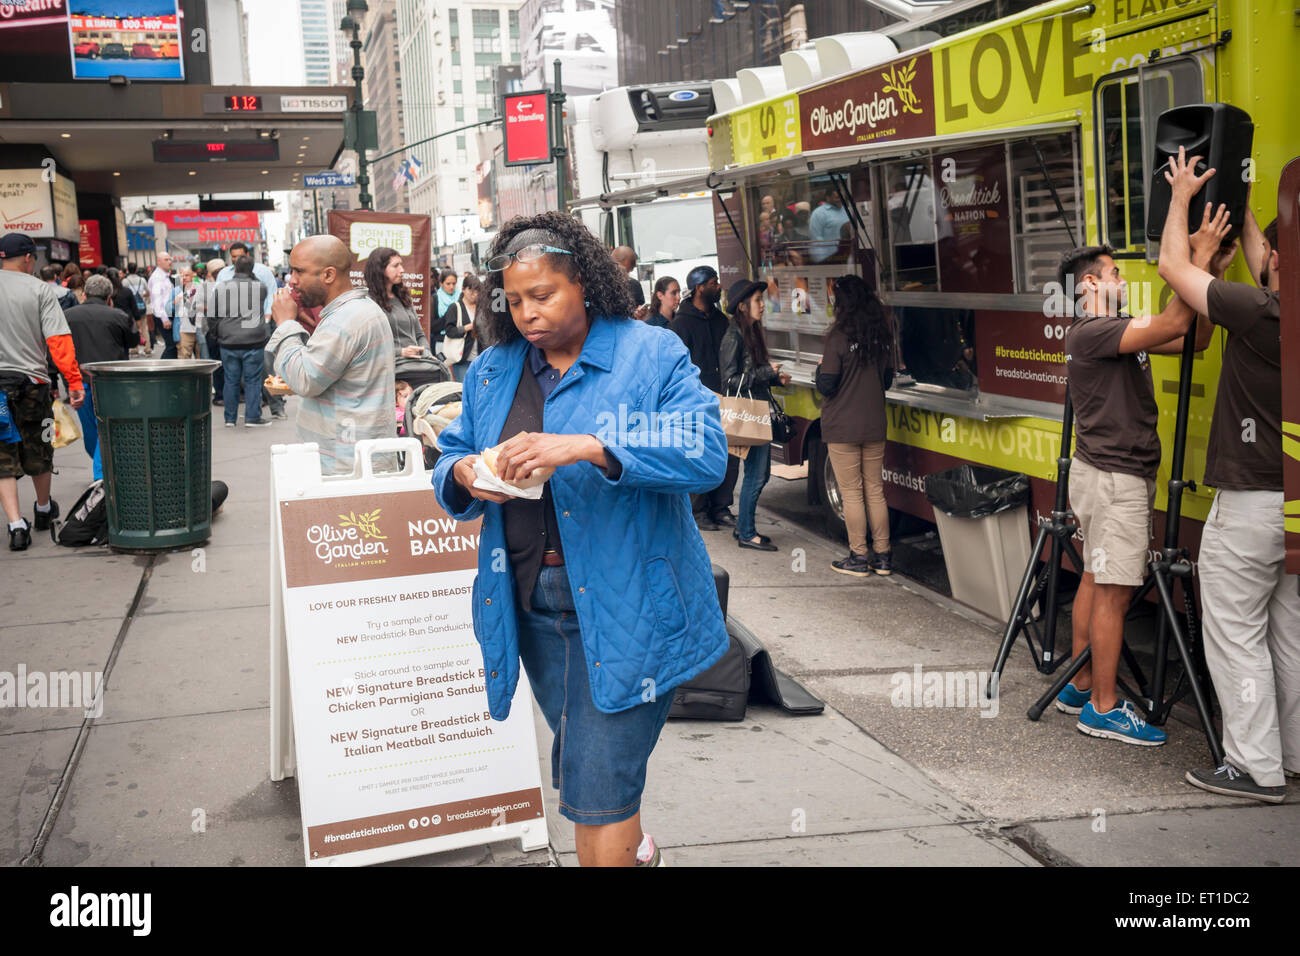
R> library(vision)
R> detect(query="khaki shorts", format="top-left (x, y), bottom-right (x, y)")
top-left (1069, 457), bottom-right (1154, 587)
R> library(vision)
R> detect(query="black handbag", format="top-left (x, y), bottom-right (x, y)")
top-left (769, 394), bottom-right (794, 443)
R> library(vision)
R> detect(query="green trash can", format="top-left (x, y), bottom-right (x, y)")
top-left (81, 360), bottom-right (221, 552)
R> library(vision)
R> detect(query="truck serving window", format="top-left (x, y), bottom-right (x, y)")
top-left (1010, 131), bottom-right (1082, 292)
top-left (1096, 58), bottom-right (1202, 251)
top-left (747, 170), bottom-right (874, 375)
top-left (881, 158), bottom-right (938, 291)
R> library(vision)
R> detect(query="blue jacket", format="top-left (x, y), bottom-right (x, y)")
top-left (432, 316), bottom-right (730, 719)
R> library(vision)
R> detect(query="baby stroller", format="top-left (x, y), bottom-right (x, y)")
top-left (402, 381), bottom-right (464, 470)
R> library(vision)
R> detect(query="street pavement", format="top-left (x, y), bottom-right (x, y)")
top-left (2, 397), bottom-right (1296, 867)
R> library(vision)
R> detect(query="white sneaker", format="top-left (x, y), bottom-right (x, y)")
top-left (635, 833), bottom-right (666, 867)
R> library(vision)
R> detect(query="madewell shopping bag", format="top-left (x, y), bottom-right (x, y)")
top-left (716, 385), bottom-right (771, 446)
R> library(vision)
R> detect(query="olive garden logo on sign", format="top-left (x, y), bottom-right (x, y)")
top-left (308, 509), bottom-right (391, 567)
top-left (882, 58), bottom-right (923, 115)
top-left (802, 52), bottom-right (935, 149)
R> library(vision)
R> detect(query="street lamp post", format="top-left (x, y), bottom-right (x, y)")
top-left (551, 59), bottom-right (567, 212)
top-left (341, 0), bottom-right (372, 211)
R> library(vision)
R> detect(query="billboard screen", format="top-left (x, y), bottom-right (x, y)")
top-left (68, 2), bottom-right (184, 80)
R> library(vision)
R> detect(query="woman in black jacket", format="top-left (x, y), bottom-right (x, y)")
top-left (815, 274), bottom-right (895, 576)
top-left (105, 267), bottom-right (141, 323)
top-left (365, 247), bottom-right (447, 388)
top-left (719, 278), bottom-right (790, 551)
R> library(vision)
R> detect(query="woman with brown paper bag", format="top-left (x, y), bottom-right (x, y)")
top-left (719, 278), bottom-right (790, 552)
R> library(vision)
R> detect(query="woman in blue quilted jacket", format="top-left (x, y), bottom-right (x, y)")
top-left (432, 212), bottom-right (730, 867)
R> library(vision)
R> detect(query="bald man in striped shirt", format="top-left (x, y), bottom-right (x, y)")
top-left (267, 236), bottom-right (396, 475)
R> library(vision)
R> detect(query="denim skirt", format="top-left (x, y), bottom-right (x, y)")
top-left (515, 564), bottom-right (674, 825)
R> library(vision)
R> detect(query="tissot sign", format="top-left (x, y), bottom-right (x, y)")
top-left (502, 90), bottom-right (552, 166)
top-left (801, 53), bottom-right (936, 150)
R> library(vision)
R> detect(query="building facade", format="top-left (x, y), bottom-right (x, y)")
top-left (207, 0), bottom-right (251, 85)
top-left (398, 1), bottom-right (524, 244)
top-left (299, 0), bottom-right (334, 85)
top-left (366, 0), bottom-right (409, 214)
top-left (519, 0), bottom-right (615, 95)
top-left (614, 0), bottom-right (900, 86)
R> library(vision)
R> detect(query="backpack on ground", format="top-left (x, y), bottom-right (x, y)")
top-left (52, 480), bottom-right (109, 547)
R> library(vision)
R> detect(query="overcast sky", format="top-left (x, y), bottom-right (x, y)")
top-left (245, 1), bottom-right (306, 260)
top-left (246, 0), bottom-right (304, 87)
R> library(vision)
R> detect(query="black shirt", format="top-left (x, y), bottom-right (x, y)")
top-left (499, 345), bottom-right (625, 610)
top-left (499, 353), bottom-right (560, 612)
top-left (670, 298), bottom-right (728, 392)
top-left (627, 276), bottom-right (645, 307)
top-left (111, 287), bottom-right (141, 321)
top-left (64, 299), bottom-right (137, 367)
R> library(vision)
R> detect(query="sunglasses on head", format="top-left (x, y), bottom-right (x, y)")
top-left (485, 243), bottom-right (572, 273)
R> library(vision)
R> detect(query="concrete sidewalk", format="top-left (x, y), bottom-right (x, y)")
top-left (1, 405), bottom-right (1294, 867)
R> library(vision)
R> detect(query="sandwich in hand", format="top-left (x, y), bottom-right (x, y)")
top-left (481, 439), bottom-right (554, 490)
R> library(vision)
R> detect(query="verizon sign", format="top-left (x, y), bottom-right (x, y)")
top-left (0, 169), bottom-right (78, 242)
top-left (502, 90), bottom-right (552, 166)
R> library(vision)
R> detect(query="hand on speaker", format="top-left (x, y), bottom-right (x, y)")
top-left (1189, 201), bottom-right (1232, 269)
top-left (1209, 240), bottom-right (1239, 279)
top-left (1164, 145), bottom-right (1216, 200)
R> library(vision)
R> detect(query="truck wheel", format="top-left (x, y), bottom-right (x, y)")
top-left (810, 437), bottom-right (848, 544)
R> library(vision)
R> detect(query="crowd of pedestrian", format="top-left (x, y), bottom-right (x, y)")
top-left (0, 233), bottom-right (309, 551)
top-left (4, 170), bottom-right (1293, 838)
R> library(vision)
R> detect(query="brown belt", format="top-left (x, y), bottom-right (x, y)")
top-left (541, 551), bottom-right (564, 567)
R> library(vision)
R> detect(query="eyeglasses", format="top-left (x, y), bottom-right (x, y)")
top-left (485, 243), bottom-right (572, 272)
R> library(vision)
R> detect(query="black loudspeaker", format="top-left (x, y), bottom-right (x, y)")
top-left (1145, 103), bottom-right (1253, 242)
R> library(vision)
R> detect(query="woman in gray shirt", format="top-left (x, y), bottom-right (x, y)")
top-left (364, 246), bottom-right (449, 388)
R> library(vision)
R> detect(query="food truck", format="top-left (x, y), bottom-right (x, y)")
top-left (690, 0), bottom-right (1297, 568)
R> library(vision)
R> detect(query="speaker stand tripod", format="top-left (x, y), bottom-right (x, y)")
top-left (1025, 331), bottom-right (1224, 762)
top-left (986, 391), bottom-right (1080, 696)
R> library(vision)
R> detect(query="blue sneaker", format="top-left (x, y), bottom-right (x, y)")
top-left (1055, 682), bottom-right (1091, 715)
top-left (1077, 700), bottom-right (1167, 746)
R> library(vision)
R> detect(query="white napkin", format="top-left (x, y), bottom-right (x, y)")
top-left (472, 457), bottom-right (545, 499)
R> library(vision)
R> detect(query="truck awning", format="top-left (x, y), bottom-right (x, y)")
top-left (703, 119), bottom-right (1080, 190)
top-left (568, 172), bottom-right (715, 210)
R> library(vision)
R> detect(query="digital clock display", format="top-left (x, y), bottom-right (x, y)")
top-left (224, 95), bottom-right (263, 112)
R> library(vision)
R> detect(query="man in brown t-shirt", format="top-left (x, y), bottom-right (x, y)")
top-left (1056, 197), bottom-right (1229, 746)
top-left (1158, 150), bottom-right (1298, 803)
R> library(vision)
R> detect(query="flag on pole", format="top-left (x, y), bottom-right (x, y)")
top-left (392, 159), bottom-right (408, 192)
top-left (407, 155), bottom-right (423, 182)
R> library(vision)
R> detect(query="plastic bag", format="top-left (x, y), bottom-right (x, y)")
top-left (51, 399), bottom-right (81, 449)
top-left (924, 464), bottom-right (1029, 519)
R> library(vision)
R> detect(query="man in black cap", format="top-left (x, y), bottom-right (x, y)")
top-left (0, 234), bottom-right (85, 551)
top-left (671, 264), bottom-right (738, 530)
